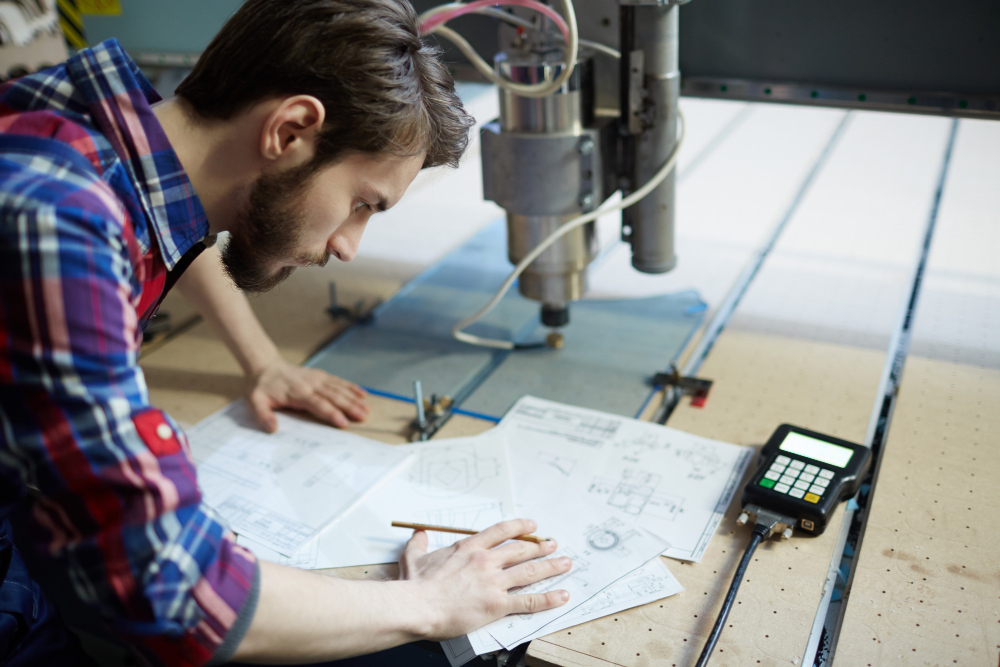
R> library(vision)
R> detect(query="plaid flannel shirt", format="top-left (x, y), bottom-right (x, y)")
top-left (0, 40), bottom-right (258, 665)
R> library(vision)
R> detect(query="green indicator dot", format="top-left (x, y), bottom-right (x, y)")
top-left (764, 87), bottom-right (772, 95)
top-left (810, 91), bottom-right (818, 98)
top-left (908, 96), bottom-right (917, 105)
top-left (858, 94), bottom-right (866, 102)
top-left (720, 84), bottom-right (728, 92)
top-left (759, 478), bottom-right (776, 489)
top-left (959, 99), bottom-right (968, 108)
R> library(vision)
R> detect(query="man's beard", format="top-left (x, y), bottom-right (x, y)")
top-left (221, 163), bottom-right (329, 293)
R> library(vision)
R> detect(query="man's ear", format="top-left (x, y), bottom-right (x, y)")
top-left (260, 95), bottom-right (326, 166)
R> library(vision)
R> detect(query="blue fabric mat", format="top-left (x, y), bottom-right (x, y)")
top-left (307, 221), bottom-right (706, 420)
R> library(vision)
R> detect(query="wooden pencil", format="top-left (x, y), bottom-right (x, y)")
top-left (391, 521), bottom-right (549, 543)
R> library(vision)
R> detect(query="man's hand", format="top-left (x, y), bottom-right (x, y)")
top-left (399, 519), bottom-right (572, 640)
top-left (248, 359), bottom-right (369, 433)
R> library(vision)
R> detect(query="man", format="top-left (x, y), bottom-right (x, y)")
top-left (0, 0), bottom-right (572, 665)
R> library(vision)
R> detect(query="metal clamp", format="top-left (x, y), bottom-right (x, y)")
top-left (651, 364), bottom-right (713, 407)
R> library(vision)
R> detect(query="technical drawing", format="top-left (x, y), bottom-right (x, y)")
top-left (584, 518), bottom-right (642, 558)
top-left (588, 469), bottom-right (684, 521)
top-left (410, 445), bottom-right (500, 498)
top-left (675, 443), bottom-right (725, 480)
top-left (218, 495), bottom-right (314, 554)
top-left (413, 503), bottom-right (503, 548)
top-left (512, 404), bottom-right (621, 446)
top-left (536, 451), bottom-right (577, 477)
top-left (576, 572), bottom-right (669, 616)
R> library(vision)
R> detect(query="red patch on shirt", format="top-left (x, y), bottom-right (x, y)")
top-left (133, 409), bottom-right (181, 457)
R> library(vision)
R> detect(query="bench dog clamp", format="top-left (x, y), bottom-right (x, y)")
top-left (409, 380), bottom-right (454, 442)
top-left (651, 364), bottom-right (714, 408)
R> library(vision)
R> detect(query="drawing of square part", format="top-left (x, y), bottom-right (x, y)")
top-left (411, 446), bottom-right (500, 498)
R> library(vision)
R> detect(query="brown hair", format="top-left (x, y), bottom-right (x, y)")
top-left (175, 0), bottom-right (473, 169)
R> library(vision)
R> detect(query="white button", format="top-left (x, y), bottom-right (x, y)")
top-left (764, 470), bottom-right (781, 481)
top-left (818, 469), bottom-right (834, 480)
top-left (809, 485), bottom-right (826, 496)
top-left (793, 479), bottom-right (810, 490)
top-left (156, 423), bottom-right (172, 439)
top-left (799, 473), bottom-right (816, 484)
top-left (774, 483), bottom-right (790, 493)
top-left (789, 460), bottom-right (805, 471)
top-left (775, 455), bottom-right (791, 465)
top-left (789, 488), bottom-right (806, 499)
top-left (780, 475), bottom-right (796, 486)
top-left (814, 477), bottom-right (830, 488)
top-left (769, 462), bottom-right (786, 473)
top-left (804, 465), bottom-right (819, 475)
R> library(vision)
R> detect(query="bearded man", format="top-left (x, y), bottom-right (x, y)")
top-left (0, 1), bottom-right (571, 665)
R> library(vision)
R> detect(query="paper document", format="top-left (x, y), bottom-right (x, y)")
top-left (442, 557), bottom-right (683, 666)
top-left (479, 507), bottom-right (669, 650)
top-left (239, 432), bottom-right (516, 569)
top-left (500, 396), bottom-right (753, 562)
top-left (187, 401), bottom-right (411, 556)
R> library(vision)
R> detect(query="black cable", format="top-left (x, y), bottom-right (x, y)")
top-left (694, 524), bottom-right (770, 667)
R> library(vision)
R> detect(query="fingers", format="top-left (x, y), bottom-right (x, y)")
top-left (399, 530), bottom-right (429, 579)
top-left (317, 384), bottom-right (368, 422)
top-left (248, 391), bottom-right (278, 433)
top-left (505, 556), bottom-right (572, 589)
top-left (507, 589), bottom-right (571, 616)
top-left (298, 393), bottom-right (350, 429)
top-left (466, 519), bottom-right (539, 550)
top-left (492, 537), bottom-right (557, 568)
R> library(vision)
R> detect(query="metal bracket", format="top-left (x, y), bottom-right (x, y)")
top-left (408, 380), bottom-right (454, 442)
top-left (651, 364), bottom-right (713, 407)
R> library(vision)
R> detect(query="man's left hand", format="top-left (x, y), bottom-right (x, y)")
top-left (247, 360), bottom-right (369, 433)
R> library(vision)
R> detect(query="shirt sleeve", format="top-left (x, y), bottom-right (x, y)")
top-left (0, 181), bottom-right (258, 665)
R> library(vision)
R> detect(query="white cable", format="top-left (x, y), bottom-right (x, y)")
top-left (578, 39), bottom-right (620, 59)
top-left (420, 0), bottom-right (579, 99)
top-left (452, 109), bottom-right (687, 350)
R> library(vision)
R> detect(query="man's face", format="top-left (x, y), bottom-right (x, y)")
top-left (222, 151), bottom-right (424, 293)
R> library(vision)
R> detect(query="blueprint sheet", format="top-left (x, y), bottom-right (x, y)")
top-left (500, 396), bottom-right (753, 562)
top-left (187, 401), bottom-right (411, 556)
top-left (478, 507), bottom-right (668, 650)
top-left (238, 432), bottom-right (516, 569)
top-left (442, 557), bottom-right (683, 666)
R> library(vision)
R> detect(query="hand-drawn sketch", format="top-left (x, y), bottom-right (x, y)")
top-left (509, 549), bottom-right (592, 622)
top-left (410, 445), bottom-right (500, 498)
top-left (536, 451), bottom-right (577, 477)
top-left (588, 469), bottom-right (684, 521)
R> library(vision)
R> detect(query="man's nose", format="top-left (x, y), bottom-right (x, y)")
top-left (329, 230), bottom-right (361, 263)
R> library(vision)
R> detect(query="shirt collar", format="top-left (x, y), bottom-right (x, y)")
top-left (65, 39), bottom-right (209, 270)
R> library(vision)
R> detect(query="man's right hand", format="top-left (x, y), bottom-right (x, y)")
top-left (232, 519), bottom-right (571, 663)
top-left (398, 519), bottom-right (573, 640)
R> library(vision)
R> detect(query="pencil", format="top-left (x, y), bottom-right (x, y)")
top-left (391, 521), bottom-right (549, 543)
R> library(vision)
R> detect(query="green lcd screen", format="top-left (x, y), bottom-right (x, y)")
top-left (779, 432), bottom-right (854, 468)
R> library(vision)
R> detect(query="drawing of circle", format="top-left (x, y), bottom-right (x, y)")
top-left (587, 530), bottom-right (620, 551)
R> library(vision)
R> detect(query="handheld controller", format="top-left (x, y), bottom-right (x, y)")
top-left (741, 424), bottom-right (872, 536)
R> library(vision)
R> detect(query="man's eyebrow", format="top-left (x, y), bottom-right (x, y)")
top-left (362, 186), bottom-right (389, 213)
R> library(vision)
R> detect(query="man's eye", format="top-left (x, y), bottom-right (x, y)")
top-left (355, 201), bottom-right (372, 213)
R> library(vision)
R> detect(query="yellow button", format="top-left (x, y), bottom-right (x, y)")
top-left (804, 492), bottom-right (821, 504)
top-left (156, 423), bottom-right (173, 439)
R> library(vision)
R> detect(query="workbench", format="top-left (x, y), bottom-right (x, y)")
top-left (139, 94), bottom-right (998, 666)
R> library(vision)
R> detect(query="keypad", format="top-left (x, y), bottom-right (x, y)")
top-left (759, 457), bottom-right (833, 503)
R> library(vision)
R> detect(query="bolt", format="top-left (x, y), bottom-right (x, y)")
top-left (579, 193), bottom-right (594, 209)
top-left (736, 512), bottom-right (749, 527)
top-left (781, 527), bottom-right (794, 540)
top-left (578, 137), bottom-right (594, 155)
